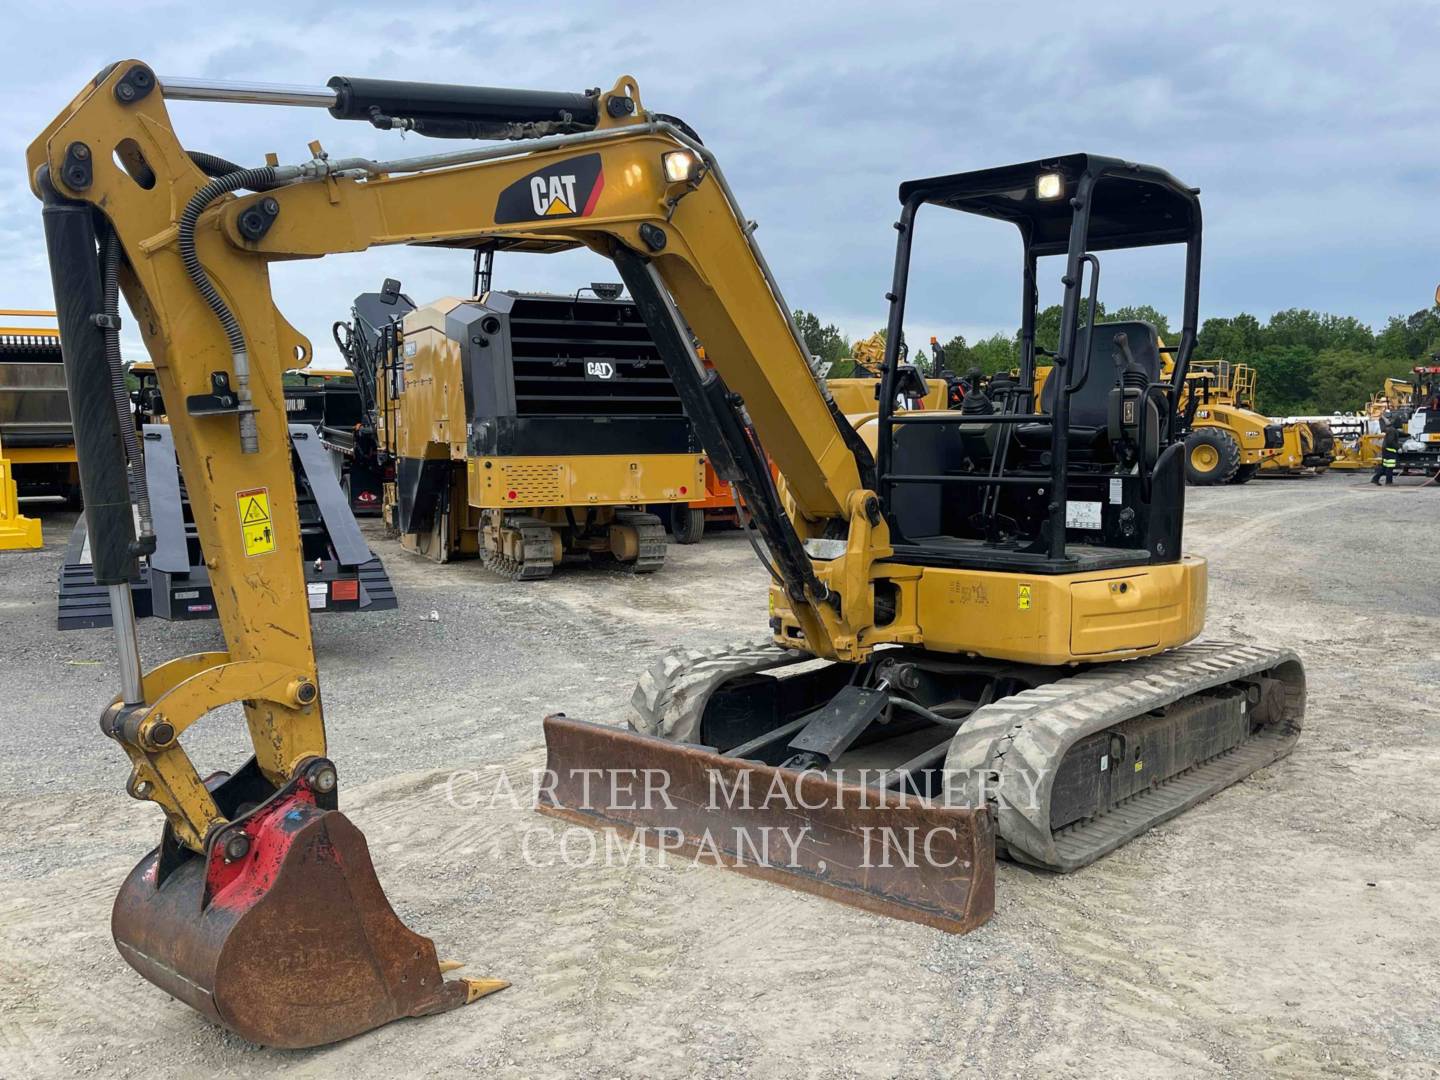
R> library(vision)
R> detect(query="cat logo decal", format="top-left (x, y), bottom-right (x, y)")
top-left (495, 154), bottom-right (604, 223)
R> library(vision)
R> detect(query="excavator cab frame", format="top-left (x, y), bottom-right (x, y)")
top-left (875, 155), bottom-right (1201, 568)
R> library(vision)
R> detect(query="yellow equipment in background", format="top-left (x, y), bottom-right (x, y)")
top-left (1372, 377), bottom-right (1413, 416)
top-left (0, 309), bottom-right (80, 516)
top-left (381, 290), bottom-right (705, 577)
top-left (1329, 416), bottom-right (1382, 470)
top-left (30, 63), bottom-right (1304, 1049)
top-left (1331, 376), bottom-right (1414, 468)
top-left (827, 373), bottom-right (946, 416)
top-left (1259, 418), bottom-right (1333, 477)
top-left (827, 331), bottom-right (947, 416)
top-left (0, 431), bottom-right (42, 549)
top-left (1174, 358), bottom-right (1285, 483)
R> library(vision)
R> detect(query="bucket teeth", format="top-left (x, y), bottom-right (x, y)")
top-left (462, 977), bottom-right (511, 1004)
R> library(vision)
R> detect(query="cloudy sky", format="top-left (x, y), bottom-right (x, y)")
top-left (5, 1), bottom-right (1437, 363)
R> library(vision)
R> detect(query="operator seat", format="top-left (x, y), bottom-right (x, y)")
top-left (1015, 320), bottom-right (1161, 460)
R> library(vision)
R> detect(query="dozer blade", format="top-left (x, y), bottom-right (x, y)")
top-left (538, 714), bottom-right (995, 934)
top-left (112, 771), bottom-right (505, 1049)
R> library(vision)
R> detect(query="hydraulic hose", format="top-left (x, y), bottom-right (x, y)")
top-left (188, 151), bottom-right (246, 177)
top-left (887, 696), bottom-right (963, 729)
top-left (99, 224), bottom-right (153, 546)
top-left (177, 165), bottom-right (281, 454)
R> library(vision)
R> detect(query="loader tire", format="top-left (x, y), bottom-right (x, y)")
top-left (1184, 429), bottom-right (1240, 485)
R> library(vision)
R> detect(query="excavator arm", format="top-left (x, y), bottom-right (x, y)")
top-left (27, 61), bottom-right (904, 1047)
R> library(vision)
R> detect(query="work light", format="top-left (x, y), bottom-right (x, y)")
top-left (663, 150), bottom-right (700, 184)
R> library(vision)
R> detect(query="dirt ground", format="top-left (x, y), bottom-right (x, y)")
top-left (1, 470), bottom-right (1437, 1079)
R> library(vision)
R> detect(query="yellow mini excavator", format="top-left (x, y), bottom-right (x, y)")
top-left (31, 63), bottom-right (1304, 1049)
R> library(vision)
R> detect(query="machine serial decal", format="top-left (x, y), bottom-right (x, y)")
top-left (495, 154), bottom-right (605, 223)
top-left (237, 487), bottom-right (275, 557)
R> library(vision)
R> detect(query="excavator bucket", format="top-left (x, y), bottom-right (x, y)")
top-left (538, 715), bottom-right (995, 934)
top-left (111, 770), bottom-right (506, 1049)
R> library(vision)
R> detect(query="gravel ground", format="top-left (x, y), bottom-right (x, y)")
top-left (1, 470), bottom-right (1437, 1079)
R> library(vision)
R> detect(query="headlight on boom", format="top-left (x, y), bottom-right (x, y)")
top-left (663, 149), bottom-right (701, 184)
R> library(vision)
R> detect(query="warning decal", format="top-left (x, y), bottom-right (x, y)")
top-left (1017, 584), bottom-right (1033, 611)
top-left (237, 487), bottom-right (275, 557)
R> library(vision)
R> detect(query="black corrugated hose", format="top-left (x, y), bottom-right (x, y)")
top-left (177, 163), bottom-right (281, 454)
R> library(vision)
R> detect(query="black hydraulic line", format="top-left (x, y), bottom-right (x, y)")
top-left (730, 485), bottom-right (783, 586)
top-left (178, 166), bottom-right (277, 357)
top-left (188, 151), bottom-right (247, 178)
top-left (887, 696), bottom-right (963, 729)
top-left (824, 393), bottom-right (877, 492)
top-left (39, 170), bottom-right (136, 585)
top-left (177, 164), bottom-right (281, 453)
top-left (111, 150), bottom-right (275, 192)
top-left (98, 223), bottom-right (154, 549)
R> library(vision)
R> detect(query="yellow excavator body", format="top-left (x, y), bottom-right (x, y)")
top-left (29, 63), bottom-right (1304, 1047)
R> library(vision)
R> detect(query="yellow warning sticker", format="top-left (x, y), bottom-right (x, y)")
top-left (237, 487), bottom-right (275, 557)
top-left (1017, 584), bottom-right (1033, 611)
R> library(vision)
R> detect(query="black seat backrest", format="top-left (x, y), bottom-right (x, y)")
top-left (1040, 320), bottom-right (1161, 427)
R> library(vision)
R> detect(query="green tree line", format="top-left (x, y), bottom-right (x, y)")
top-left (793, 303), bottom-right (1440, 414)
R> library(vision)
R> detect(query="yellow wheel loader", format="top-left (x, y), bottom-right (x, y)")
top-left (30, 63), bottom-right (1304, 1048)
top-left (1175, 359), bottom-right (1289, 484)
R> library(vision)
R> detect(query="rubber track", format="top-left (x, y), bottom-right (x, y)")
top-left (480, 515), bottom-right (555, 581)
top-left (613, 510), bottom-right (667, 574)
top-left (943, 640), bottom-right (1305, 872)
top-left (629, 640), bottom-right (804, 743)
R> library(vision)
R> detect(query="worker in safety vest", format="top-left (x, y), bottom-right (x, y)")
top-left (1371, 418), bottom-right (1403, 485)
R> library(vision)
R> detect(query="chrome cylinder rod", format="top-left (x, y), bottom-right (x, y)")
top-left (107, 583), bottom-right (145, 707)
top-left (158, 76), bottom-right (337, 108)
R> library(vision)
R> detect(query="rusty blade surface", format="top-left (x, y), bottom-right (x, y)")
top-left (112, 799), bottom-right (490, 1049)
top-left (538, 714), bottom-right (995, 934)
